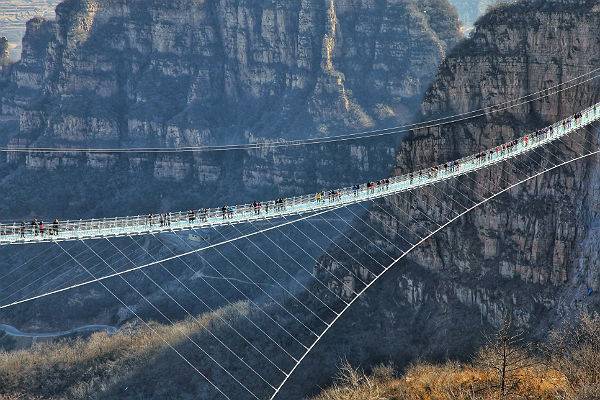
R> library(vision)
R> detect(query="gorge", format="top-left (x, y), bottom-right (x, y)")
top-left (0, 0), bottom-right (599, 399)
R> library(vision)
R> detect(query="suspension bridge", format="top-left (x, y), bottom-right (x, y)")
top-left (2, 102), bottom-right (598, 245)
top-left (0, 78), bottom-right (599, 400)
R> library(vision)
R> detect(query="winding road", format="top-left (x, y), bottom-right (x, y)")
top-left (0, 323), bottom-right (117, 338)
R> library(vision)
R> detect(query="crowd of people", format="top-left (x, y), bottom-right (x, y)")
top-left (17, 219), bottom-right (61, 238)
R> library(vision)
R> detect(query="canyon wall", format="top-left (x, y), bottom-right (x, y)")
top-left (391, 0), bottom-right (600, 327)
top-left (0, 0), bottom-right (461, 219)
top-left (2, 1), bottom-right (600, 398)
top-left (297, 1), bottom-right (600, 395)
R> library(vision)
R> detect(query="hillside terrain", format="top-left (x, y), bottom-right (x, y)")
top-left (312, 316), bottom-right (599, 400)
top-left (1, 309), bottom-right (597, 399)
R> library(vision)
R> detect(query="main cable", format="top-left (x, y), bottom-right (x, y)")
top-left (1, 69), bottom-right (598, 154)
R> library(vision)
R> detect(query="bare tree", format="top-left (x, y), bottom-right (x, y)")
top-left (475, 314), bottom-right (535, 399)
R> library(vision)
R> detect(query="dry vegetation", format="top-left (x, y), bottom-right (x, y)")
top-left (0, 302), bottom-right (251, 399)
top-left (0, 309), bottom-right (597, 400)
top-left (312, 361), bottom-right (569, 400)
top-left (313, 314), bottom-right (600, 400)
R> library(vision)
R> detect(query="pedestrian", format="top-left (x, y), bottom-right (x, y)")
top-left (53, 219), bottom-right (59, 235)
top-left (253, 201), bottom-right (260, 215)
top-left (39, 221), bottom-right (45, 237)
top-left (20, 222), bottom-right (25, 238)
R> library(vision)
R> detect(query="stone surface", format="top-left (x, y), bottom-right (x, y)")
top-left (393, 0), bottom-right (600, 325)
top-left (0, 1), bottom-right (61, 60)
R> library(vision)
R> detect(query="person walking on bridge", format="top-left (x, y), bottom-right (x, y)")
top-left (20, 222), bottom-right (25, 238)
top-left (52, 219), bottom-right (59, 236)
top-left (253, 201), bottom-right (261, 215)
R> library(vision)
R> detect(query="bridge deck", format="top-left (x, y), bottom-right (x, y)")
top-left (2, 103), bottom-right (598, 245)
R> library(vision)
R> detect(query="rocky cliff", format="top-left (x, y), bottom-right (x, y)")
top-left (1, 1), bottom-right (599, 399)
top-left (391, 0), bottom-right (600, 326)
top-left (294, 0), bottom-right (600, 395)
top-left (0, 0), bottom-right (460, 220)
top-left (0, 38), bottom-right (9, 68)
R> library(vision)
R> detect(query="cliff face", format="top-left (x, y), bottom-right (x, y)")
top-left (392, 0), bottom-right (600, 325)
top-left (0, 0), bottom-right (460, 220)
top-left (0, 37), bottom-right (9, 69)
top-left (307, 0), bottom-right (600, 385)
